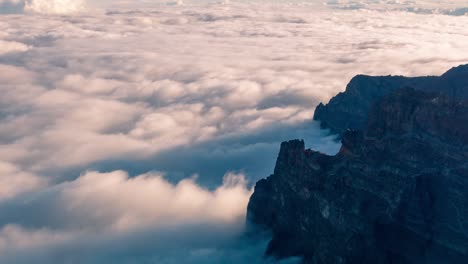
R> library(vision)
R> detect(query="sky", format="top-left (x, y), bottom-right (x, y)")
top-left (0, 0), bottom-right (468, 263)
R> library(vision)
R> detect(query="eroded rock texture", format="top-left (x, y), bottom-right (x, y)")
top-left (247, 87), bottom-right (468, 264)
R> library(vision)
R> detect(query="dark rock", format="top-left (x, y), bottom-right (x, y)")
top-left (247, 87), bottom-right (468, 264)
top-left (313, 65), bottom-right (468, 136)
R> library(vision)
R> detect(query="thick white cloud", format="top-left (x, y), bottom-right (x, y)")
top-left (0, 170), bottom-right (287, 263)
top-left (0, 3), bottom-right (466, 175)
top-left (0, 0), bottom-right (86, 14)
top-left (25, 0), bottom-right (85, 14)
top-left (0, 162), bottom-right (46, 200)
top-left (0, 40), bottom-right (29, 54)
top-left (0, 170), bottom-right (251, 231)
top-left (60, 170), bottom-right (251, 230)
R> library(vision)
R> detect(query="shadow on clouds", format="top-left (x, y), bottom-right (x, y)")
top-left (87, 120), bottom-right (340, 188)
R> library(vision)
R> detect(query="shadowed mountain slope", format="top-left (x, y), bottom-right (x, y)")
top-left (248, 79), bottom-right (468, 263)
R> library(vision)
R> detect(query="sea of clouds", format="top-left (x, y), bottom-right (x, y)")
top-left (0, 0), bottom-right (468, 263)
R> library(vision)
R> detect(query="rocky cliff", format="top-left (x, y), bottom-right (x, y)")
top-left (313, 64), bottom-right (468, 136)
top-left (247, 87), bottom-right (468, 263)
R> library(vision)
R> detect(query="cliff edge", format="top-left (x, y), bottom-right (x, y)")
top-left (247, 87), bottom-right (468, 263)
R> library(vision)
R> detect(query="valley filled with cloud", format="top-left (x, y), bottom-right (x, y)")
top-left (0, 0), bottom-right (467, 263)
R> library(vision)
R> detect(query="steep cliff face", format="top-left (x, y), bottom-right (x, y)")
top-left (313, 64), bottom-right (468, 136)
top-left (247, 88), bottom-right (468, 264)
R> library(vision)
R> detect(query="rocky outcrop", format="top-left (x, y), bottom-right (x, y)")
top-left (313, 64), bottom-right (468, 136)
top-left (247, 88), bottom-right (468, 264)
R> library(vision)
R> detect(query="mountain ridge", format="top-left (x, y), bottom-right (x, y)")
top-left (247, 67), bottom-right (468, 263)
top-left (313, 64), bottom-right (468, 136)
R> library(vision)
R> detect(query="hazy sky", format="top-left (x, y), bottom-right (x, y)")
top-left (0, 0), bottom-right (468, 263)
top-left (1, 0), bottom-right (468, 14)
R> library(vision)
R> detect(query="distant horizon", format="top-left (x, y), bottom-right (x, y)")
top-left (2, 0), bottom-right (468, 14)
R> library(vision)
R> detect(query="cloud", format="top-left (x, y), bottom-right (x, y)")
top-left (0, 162), bottom-right (46, 200)
top-left (325, 0), bottom-right (468, 15)
top-left (0, 170), bottom-right (301, 263)
top-left (0, 0), bottom-right (86, 14)
top-left (25, 0), bottom-right (86, 14)
top-left (0, 3), bottom-right (465, 177)
top-left (0, 170), bottom-right (251, 230)
top-left (0, 223), bottom-right (300, 264)
top-left (0, 40), bottom-right (29, 54)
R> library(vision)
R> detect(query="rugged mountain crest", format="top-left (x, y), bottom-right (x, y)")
top-left (314, 64), bottom-right (468, 136)
top-left (248, 85), bottom-right (468, 263)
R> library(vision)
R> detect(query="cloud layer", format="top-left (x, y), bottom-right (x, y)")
top-left (1, 1), bottom-right (468, 263)
top-left (0, 171), bottom-right (302, 264)
top-left (3, 1), bottom-right (468, 15)
top-left (0, 0), bottom-right (86, 14)
top-left (0, 171), bottom-right (251, 257)
top-left (25, 0), bottom-right (86, 14)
